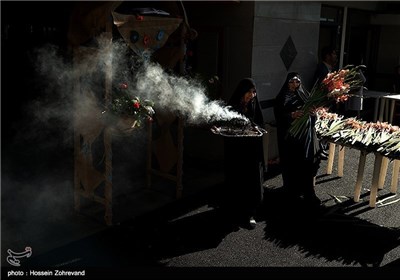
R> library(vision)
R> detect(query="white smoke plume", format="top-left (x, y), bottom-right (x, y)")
top-left (27, 36), bottom-right (247, 137)
top-left (135, 63), bottom-right (247, 125)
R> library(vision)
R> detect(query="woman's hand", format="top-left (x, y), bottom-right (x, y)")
top-left (291, 110), bottom-right (303, 119)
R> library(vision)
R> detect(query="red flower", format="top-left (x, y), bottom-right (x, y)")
top-left (133, 101), bottom-right (140, 109)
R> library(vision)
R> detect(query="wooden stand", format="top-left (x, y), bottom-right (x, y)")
top-left (146, 116), bottom-right (184, 199)
top-left (73, 45), bottom-right (114, 225)
top-left (72, 3), bottom-right (191, 225)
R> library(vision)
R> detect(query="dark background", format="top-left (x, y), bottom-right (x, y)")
top-left (2, 1), bottom-right (75, 177)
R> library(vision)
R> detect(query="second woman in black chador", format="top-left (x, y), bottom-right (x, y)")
top-left (274, 72), bottom-right (322, 208)
top-left (222, 78), bottom-right (265, 229)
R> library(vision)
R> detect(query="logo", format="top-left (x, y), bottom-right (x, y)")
top-left (6, 247), bottom-right (32, 266)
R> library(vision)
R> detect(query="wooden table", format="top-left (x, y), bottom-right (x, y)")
top-left (325, 140), bottom-right (399, 208)
top-left (379, 94), bottom-right (400, 123)
top-left (326, 91), bottom-right (400, 207)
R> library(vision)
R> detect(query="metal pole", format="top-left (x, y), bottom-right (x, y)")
top-left (339, 6), bottom-right (348, 69)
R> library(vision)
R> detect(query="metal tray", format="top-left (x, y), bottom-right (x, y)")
top-left (211, 126), bottom-right (266, 137)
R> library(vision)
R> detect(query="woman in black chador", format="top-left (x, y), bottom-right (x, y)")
top-left (273, 72), bottom-right (321, 208)
top-left (222, 78), bottom-right (265, 229)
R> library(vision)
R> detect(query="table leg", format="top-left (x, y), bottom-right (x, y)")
top-left (326, 143), bottom-right (336, 175)
top-left (378, 157), bottom-right (389, 189)
top-left (389, 100), bottom-right (396, 123)
top-left (354, 151), bottom-right (367, 202)
top-left (379, 98), bottom-right (385, 121)
top-left (391, 160), bottom-right (400, 193)
top-left (370, 153), bottom-right (383, 208)
top-left (384, 99), bottom-right (390, 121)
top-left (338, 146), bottom-right (345, 177)
top-left (373, 97), bottom-right (380, 122)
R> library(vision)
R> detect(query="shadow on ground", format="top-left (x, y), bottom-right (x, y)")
top-left (19, 183), bottom-right (400, 271)
top-left (260, 187), bottom-right (400, 267)
top-left (23, 184), bottom-right (234, 268)
top-left (138, 207), bottom-right (240, 261)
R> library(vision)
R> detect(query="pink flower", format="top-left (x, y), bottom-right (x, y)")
top-left (120, 83), bottom-right (128, 89)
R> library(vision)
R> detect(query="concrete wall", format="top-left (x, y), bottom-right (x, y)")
top-left (252, 1), bottom-right (321, 124)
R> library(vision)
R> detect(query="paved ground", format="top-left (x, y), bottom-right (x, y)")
top-left (2, 141), bottom-right (400, 279)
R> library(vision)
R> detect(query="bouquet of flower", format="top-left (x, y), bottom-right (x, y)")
top-left (110, 82), bottom-right (155, 130)
top-left (289, 65), bottom-right (366, 139)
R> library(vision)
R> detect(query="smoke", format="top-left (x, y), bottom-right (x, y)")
top-left (135, 63), bottom-right (247, 125)
top-left (22, 35), bottom-right (246, 145)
